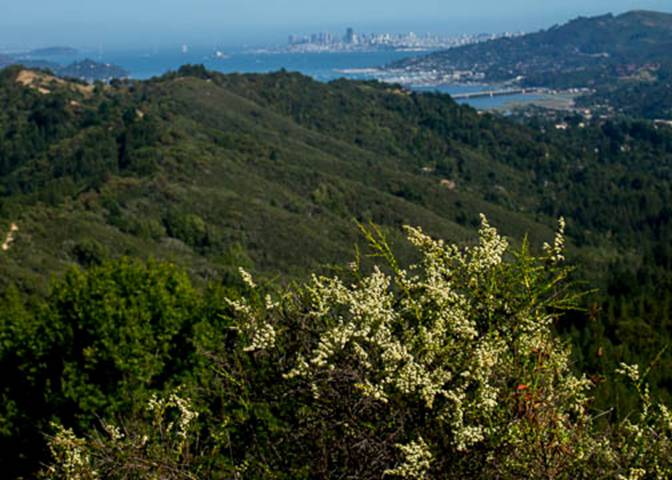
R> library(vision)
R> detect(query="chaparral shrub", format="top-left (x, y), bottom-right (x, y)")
top-left (42, 216), bottom-right (672, 479)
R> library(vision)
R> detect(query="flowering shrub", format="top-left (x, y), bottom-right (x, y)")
top-left (42, 216), bottom-right (672, 479)
top-left (276, 216), bottom-right (598, 477)
top-left (42, 423), bottom-right (95, 480)
top-left (42, 390), bottom-right (200, 480)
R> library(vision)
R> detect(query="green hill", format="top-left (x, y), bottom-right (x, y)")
top-left (3, 64), bottom-right (672, 293)
top-left (576, 62), bottom-right (672, 119)
top-left (0, 65), bottom-right (550, 291)
top-left (391, 10), bottom-right (672, 88)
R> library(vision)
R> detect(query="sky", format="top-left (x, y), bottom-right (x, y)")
top-left (1, 0), bottom-right (672, 50)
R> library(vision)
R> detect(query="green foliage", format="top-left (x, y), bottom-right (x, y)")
top-left (0, 259), bottom-right (220, 477)
top-left (163, 210), bottom-right (217, 251)
top-left (44, 259), bottom-right (200, 417)
top-left (70, 238), bottom-right (109, 266)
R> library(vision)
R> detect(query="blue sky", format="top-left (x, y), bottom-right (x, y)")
top-left (2, 0), bottom-right (672, 49)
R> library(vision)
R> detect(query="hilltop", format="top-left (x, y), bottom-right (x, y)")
top-left (0, 55), bottom-right (128, 82)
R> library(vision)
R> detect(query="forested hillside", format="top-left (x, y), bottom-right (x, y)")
top-left (3, 64), bottom-right (672, 286)
top-left (3, 64), bottom-right (672, 476)
top-left (576, 62), bottom-right (672, 119)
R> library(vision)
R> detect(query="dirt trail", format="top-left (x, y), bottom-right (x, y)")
top-left (16, 69), bottom-right (93, 95)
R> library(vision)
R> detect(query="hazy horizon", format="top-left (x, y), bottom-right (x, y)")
top-left (2, 0), bottom-right (672, 51)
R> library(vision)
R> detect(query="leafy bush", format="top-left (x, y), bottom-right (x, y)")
top-left (0, 259), bottom-right (208, 476)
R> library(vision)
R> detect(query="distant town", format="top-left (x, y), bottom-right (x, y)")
top-left (275, 28), bottom-right (523, 53)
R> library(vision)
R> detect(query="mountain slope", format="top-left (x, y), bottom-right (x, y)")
top-left (391, 10), bottom-right (672, 87)
top-left (2, 65), bottom-right (672, 295)
top-left (0, 66), bottom-right (551, 291)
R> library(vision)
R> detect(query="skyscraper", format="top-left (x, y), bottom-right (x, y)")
top-left (344, 27), bottom-right (356, 44)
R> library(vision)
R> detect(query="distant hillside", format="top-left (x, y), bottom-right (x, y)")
top-left (0, 56), bottom-right (128, 82)
top-left (2, 65), bottom-right (672, 295)
top-left (576, 63), bottom-right (672, 118)
top-left (57, 59), bottom-right (129, 81)
top-left (391, 10), bottom-right (672, 88)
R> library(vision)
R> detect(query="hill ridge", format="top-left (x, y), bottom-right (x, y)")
top-left (389, 9), bottom-right (672, 88)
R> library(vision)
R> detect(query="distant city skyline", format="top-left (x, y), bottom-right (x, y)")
top-left (281, 28), bottom-right (522, 54)
top-left (1, 0), bottom-right (671, 50)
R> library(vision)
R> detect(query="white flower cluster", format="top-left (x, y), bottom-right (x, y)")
top-left (148, 390), bottom-right (199, 446)
top-left (45, 423), bottom-right (98, 480)
top-left (102, 422), bottom-right (124, 442)
top-left (227, 269), bottom-right (278, 352)
top-left (617, 467), bottom-right (647, 480)
top-left (280, 213), bottom-right (601, 473)
top-left (384, 437), bottom-right (433, 479)
top-left (244, 322), bottom-right (277, 352)
top-left (469, 214), bottom-right (510, 273)
top-left (543, 217), bottom-right (566, 263)
top-left (616, 363), bottom-right (641, 384)
top-left (239, 267), bottom-right (257, 289)
top-left (660, 404), bottom-right (672, 433)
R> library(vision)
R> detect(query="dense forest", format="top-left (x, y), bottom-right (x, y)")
top-left (2, 64), bottom-right (672, 477)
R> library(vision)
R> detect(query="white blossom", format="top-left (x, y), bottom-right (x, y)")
top-left (385, 437), bottom-right (433, 479)
top-left (238, 267), bottom-right (257, 289)
top-left (244, 322), bottom-right (277, 352)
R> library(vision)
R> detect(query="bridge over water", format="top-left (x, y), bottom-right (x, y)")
top-left (451, 88), bottom-right (544, 100)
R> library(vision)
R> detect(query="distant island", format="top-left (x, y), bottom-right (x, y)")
top-left (28, 46), bottom-right (79, 57)
top-left (57, 59), bottom-right (129, 82)
top-left (0, 54), bottom-right (128, 82)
